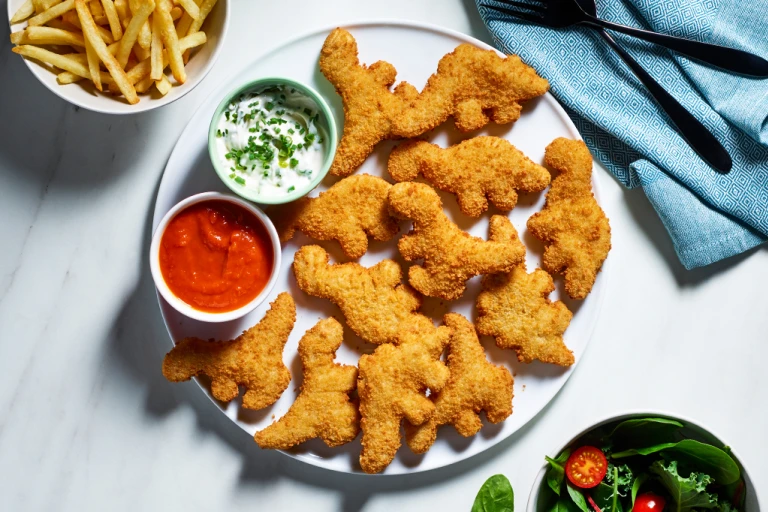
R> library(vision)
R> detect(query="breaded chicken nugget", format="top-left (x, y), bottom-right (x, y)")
top-left (388, 137), bottom-right (551, 217)
top-left (476, 264), bottom-right (574, 366)
top-left (162, 293), bottom-right (296, 409)
top-left (392, 44), bottom-right (549, 137)
top-left (292, 245), bottom-right (424, 345)
top-left (255, 318), bottom-right (359, 449)
top-left (358, 316), bottom-right (451, 473)
top-left (388, 182), bottom-right (526, 300)
top-left (405, 314), bottom-right (513, 454)
top-left (320, 28), bottom-right (419, 177)
top-left (527, 138), bottom-right (611, 299)
top-left (270, 174), bottom-right (399, 259)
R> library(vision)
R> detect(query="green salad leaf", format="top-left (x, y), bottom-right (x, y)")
top-left (566, 484), bottom-right (589, 512)
top-left (472, 474), bottom-right (514, 512)
top-left (604, 463), bottom-right (633, 497)
top-left (650, 460), bottom-right (718, 512)
top-left (545, 449), bottom-right (571, 496)
top-left (592, 482), bottom-right (625, 512)
top-left (609, 418), bottom-right (683, 449)
top-left (551, 498), bottom-right (583, 512)
top-left (631, 473), bottom-right (649, 505)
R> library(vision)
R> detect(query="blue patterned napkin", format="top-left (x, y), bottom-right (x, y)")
top-left (477, 0), bottom-right (768, 269)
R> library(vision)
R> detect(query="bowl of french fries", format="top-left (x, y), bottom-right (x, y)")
top-left (8, 0), bottom-right (228, 114)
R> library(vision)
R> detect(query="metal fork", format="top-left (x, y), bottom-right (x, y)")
top-left (483, 0), bottom-right (733, 173)
top-left (484, 0), bottom-right (768, 77)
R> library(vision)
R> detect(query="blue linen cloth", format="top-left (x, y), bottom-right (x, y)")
top-left (477, 0), bottom-right (768, 269)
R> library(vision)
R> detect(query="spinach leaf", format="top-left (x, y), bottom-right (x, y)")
top-left (566, 483), bottom-right (590, 512)
top-left (611, 442), bottom-right (677, 459)
top-left (472, 474), bottom-right (514, 512)
top-left (604, 463), bottom-right (633, 497)
top-left (609, 418), bottom-right (683, 449)
top-left (650, 460), bottom-right (718, 512)
top-left (631, 474), bottom-right (649, 505)
top-left (592, 482), bottom-right (624, 512)
top-left (551, 498), bottom-right (583, 512)
top-left (545, 449), bottom-right (571, 496)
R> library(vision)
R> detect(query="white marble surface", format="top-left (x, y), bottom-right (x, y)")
top-left (1, 1), bottom-right (767, 510)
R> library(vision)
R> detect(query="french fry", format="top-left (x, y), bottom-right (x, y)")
top-left (28, 0), bottom-right (75, 27)
top-left (138, 20), bottom-right (152, 48)
top-left (170, 6), bottom-right (182, 20)
top-left (186, 0), bottom-right (215, 35)
top-left (150, 10), bottom-right (163, 80)
top-left (84, 36), bottom-right (102, 91)
top-left (134, 74), bottom-right (154, 92)
top-left (60, 10), bottom-right (115, 42)
top-left (100, 0), bottom-right (123, 40)
top-left (26, 26), bottom-right (85, 46)
top-left (123, 31), bottom-right (204, 86)
top-left (114, 0), bottom-right (128, 22)
top-left (155, 74), bottom-right (172, 95)
top-left (116, 0), bottom-right (154, 68)
top-left (57, 71), bottom-right (84, 84)
top-left (154, 0), bottom-right (184, 83)
top-left (76, 0), bottom-right (138, 103)
top-left (133, 42), bottom-right (150, 61)
top-left (32, 0), bottom-right (44, 14)
top-left (176, 0), bottom-right (199, 20)
top-left (89, 0), bottom-right (104, 17)
top-left (13, 45), bottom-right (111, 83)
top-left (40, 0), bottom-right (61, 11)
top-left (10, 0), bottom-right (36, 23)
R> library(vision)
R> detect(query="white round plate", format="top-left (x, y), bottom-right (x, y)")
top-left (153, 21), bottom-right (608, 475)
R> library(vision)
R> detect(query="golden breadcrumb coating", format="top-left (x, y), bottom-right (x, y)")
top-left (358, 316), bottom-right (450, 473)
top-left (405, 314), bottom-right (513, 454)
top-left (392, 44), bottom-right (549, 137)
top-left (387, 182), bottom-right (526, 300)
top-left (319, 28), bottom-right (419, 177)
top-left (476, 265), bottom-right (574, 366)
top-left (162, 293), bottom-right (296, 409)
top-left (270, 174), bottom-right (400, 259)
top-left (388, 137), bottom-right (550, 217)
top-left (255, 318), bottom-right (359, 449)
top-left (292, 245), bottom-right (424, 345)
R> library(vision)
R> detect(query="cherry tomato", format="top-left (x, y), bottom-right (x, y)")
top-left (565, 446), bottom-right (608, 488)
top-left (633, 493), bottom-right (667, 512)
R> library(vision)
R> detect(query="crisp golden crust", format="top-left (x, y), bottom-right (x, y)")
top-left (391, 44), bottom-right (549, 137)
top-left (527, 138), bottom-right (611, 300)
top-left (162, 293), bottom-right (296, 410)
top-left (405, 314), bottom-right (513, 454)
top-left (387, 182), bottom-right (526, 300)
top-left (255, 318), bottom-right (359, 449)
top-left (388, 137), bottom-right (551, 217)
top-left (319, 28), bottom-right (418, 177)
top-left (292, 245), bottom-right (424, 345)
top-left (270, 175), bottom-right (400, 259)
top-left (358, 316), bottom-right (450, 473)
top-left (476, 265), bottom-right (574, 366)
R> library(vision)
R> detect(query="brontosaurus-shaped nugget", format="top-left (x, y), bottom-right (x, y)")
top-left (255, 318), bottom-right (359, 449)
top-left (405, 314), bottom-right (513, 454)
top-left (392, 44), bottom-right (549, 137)
top-left (388, 182), bottom-right (526, 300)
top-left (320, 28), bottom-right (418, 177)
top-left (388, 137), bottom-right (550, 217)
top-left (292, 245), bottom-right (424, 345)
top-left (358, 316), bottom-right (451, 473)
top-left (271, 174), bottom-right (399, 259)
top-left (162, 293), bottom-right (296, 410)
top-left (476, 264), bottom-right (574, 366)
top-left (527, 138), bottom-right (611, 299)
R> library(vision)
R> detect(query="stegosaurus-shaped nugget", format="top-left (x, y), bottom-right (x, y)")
top-left (255, 318), bottom-right (359, 449)
top-left (358, 316), bottom-right (451, 473)
top-left (387, 182), bottom-right (526, 300)
top-left (388, 137), bottom-right (551, 217)
top-left (392, 44), bottom-right (549, 137)
top-left (476, 264), bottom-right (574, 366)
top-left (292, 244), bottom-right (424, 345)
top-left (271, 174), bottom-right (400, 259)
top-left (320, 28), bottom-right (419, 177)
top-left (162, 293), bottom-right (296, 409)
top-left (405, 314), bottom-right (513, 454)
top-left (527, 138), bottom-right (611, 300)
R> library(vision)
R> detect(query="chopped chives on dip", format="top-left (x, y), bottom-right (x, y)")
top-left (213, 85), bottom-right (326, 199)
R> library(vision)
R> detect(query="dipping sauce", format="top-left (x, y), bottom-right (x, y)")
top-left (159, 200), bottom-right (274, 313)
top-left (213, 84), bottom-right (327, 199)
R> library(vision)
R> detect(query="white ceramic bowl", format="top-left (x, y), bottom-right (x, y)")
top-left (6, 0), bottom-right (229, 115)
top-left (527, 411), bottom-right (760, 512)
top-left (149, 191), bottom-right (281, 323)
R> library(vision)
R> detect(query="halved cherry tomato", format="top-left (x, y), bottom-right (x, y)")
top-left (633, 493), bottom-right (666, 512)
top-left (565, 446), bottom-right (607, 488)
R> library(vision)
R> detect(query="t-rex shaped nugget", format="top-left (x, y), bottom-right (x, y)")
top-left (271, 174), bottom-right (399, 259)
top-left (405, 314), bottom-right (513, 454)
top-left (527, 138), bottom-right (611, 300)
top-left (255, 318), bottom-right (359, 449)
top-left (292, 244), bottom-right (424, 345)
top-left (387, 182), bottom-right (526, 300)
top-left (392, 44), bottom-right (549, 137)
top-left (476, 264), bottom-right (574, 366)
top-left (358, 316), bottom-right (451, 473)
top-left (388, 137), bottom-right (551, 217)
top-left (162, 293), bottom-right (296, 409)
top-left (320, 28), bottom-right (419, 177)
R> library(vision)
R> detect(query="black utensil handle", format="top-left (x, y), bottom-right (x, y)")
top-left (600, 32), bottom-right (732, 173)
top-left (589, 18), bottom-right (768, 77)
